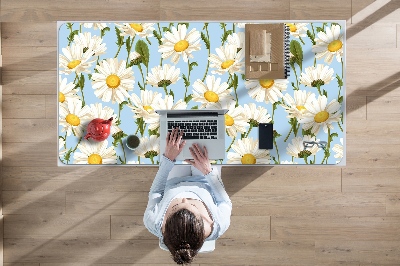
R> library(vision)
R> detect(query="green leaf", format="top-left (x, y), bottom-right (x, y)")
top-left (191, 105), bottom-right (199, 109)
top-left (135, 40), bottom-right (150, 67)
top-left (273, 130), bottom-right (282, 138)
top-left (290, 40), bottom-right (303, 70)
top-left (184, 94), bottom-right (193, 103)
top-left (182, 74), bottom-right (190, 87)
top-left (273, 101), bottom-right (282, 111)
top-left (189, 62), bottom-right (198, 72)
top-left (126, 36), bottom-right (131, 51)
top-left (322, 89), bottom-right (328, 97)
top-left (306, 29), bottom-right (316, 45)
top-left (148, 128), bottom-right (160, 137)
top-left (162, 27), bottom-right (170, 32)
top-left (79, 74), bottom-right (85, 88)
top-left (66, 23), bottom-right (73, 30)
top-left (338, 96), bottom-right (343, 103)
top-left (233, 74), bottom-right (238, 88)
top-left (88, 74), bottom-right (92, 80)
top-left (101, 27), bottom-right (110, 38)
top-left (316, 26), bottom-right (323, 32)
top-left (219, 23), bottom-right (226, 29)
top-left (330, 132), bottom-right (339, 139)
top-left (169, 89), bottom-right (175, 98)
top-left (201, 32), bottom-right (210, 50)
top-left (302, 128), bottom-right (313, 136)
top-left (67, 30), bottom-right (79, 45)
top-left (138, 82), bottom-right (145, 91)
top-left (64, 148), bottom-right (73, 162)
top-left (221, 29), bottom-right (233, 44)
top-left (115, 26), bottom-right (125, 46)
top-left (153, 30), bottom-right (163, 45)
top-left (241, 74), bottom-right (246, 80)
top-left (336, 74), bottom-right (343, 87)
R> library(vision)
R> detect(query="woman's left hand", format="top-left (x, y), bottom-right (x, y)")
top-left (164, 127), bottom-right (186, 161)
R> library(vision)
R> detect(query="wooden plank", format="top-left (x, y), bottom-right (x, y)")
top-left (346, 95), bottom-right (366, 120)
top-left (1, 22), bottom-right (57, 46)
top-left (316, 240), bottom-right (400, 264)
top-left (2, 119), bottom-right (56, 143)
top-left (4, 238), bottom-right (315, 265)
top-left (351, 0), bottom-right (400, 24)
top-left (111, 216), bottom-right (154, 240)
top-left (351, 0), bottom-right (375, 24)
top-left (346, 120), bottom-right (400, 145)
top-left (290, 0), bottom-right (351, 19)
top-left (347, 23), bottom-right (396, 48)
top-left (0, 0), bottom-right (160, 21)
top-left (66, 191), bottom-right (148, 216)
top-left (2, 95), bottom-right (46, 119)
top-left (346, 143), bottom-right (400, 168)
top-left (343, 168), bottom-right (400, 193)
top-left (2, 191), bottom-right (65, 215)
top-left (2, 142), bottom-right (57, 167)
top-left (386, 194), bottom-right (400, 216)
top-left (160, 0), bottom-right (290, 20)
top-left (45, 95), bottom-right (56, 119)
top-left (2, 70), bottom-right (57, 95)
top-left (272, 216), bottom-right (400, 241)
top-left (2, 51), bottom-right (56, 71)
top-left (4, 263), bottom-right (39, 266)
top-left (4, 214), bottom-right (110, 240)
top-left (41, 264), bottom-right (197, 266)
top-left (223, 166), bottom-right (341, 194)
top-left (231, 192), bottom-right (386, 217)
top-left (367, 96), bottom-right (400, 120)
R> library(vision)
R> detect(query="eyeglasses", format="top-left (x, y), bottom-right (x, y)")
top-left (303, 141), bottom-right (327, 150)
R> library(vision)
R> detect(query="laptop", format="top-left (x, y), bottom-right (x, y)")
top-left (156, 109), bottom-right (228, 160)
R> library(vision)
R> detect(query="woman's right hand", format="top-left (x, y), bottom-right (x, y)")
top-left (184, 144), bottom-right (212, 175)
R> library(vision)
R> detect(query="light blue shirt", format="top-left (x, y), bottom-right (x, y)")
top-left (143, 155), bottom-right (232, 241)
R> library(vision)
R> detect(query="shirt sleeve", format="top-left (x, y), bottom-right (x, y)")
top-left (143, 155), bottom-right (175, 237)
top-left (204, 167), bottom-right (232, 238)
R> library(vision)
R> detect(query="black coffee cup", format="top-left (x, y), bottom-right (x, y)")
top-left (126, 135), bottom-right (140, 150)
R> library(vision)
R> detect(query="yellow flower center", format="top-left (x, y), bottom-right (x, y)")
top-left (130, 23), bottom-right (143, 32)
top-left (221, 59), bottom-right (235, 69)
top-left (241, 153), bottom-right (256, 164)
top-left (106, 74), bottom-right (121, 89)
top-left (204, 91), bottom-right (219, 103)
top-left (287, 23), bottom-right (297, 32)
top-left (88, 154), bottom-right (103, 164)
top-left (66, 114), bottom-right (81, 126)
top-left (296, 105), bottom-right (306, 111)
top-left (174, 40), bottom-right (189, 52)
top-left (259, 79), bottom-right (274, 89)
top-left (59, 92), bottom-right (66, 103)
top-left (225, 114), bottom-right (234, 126)
top-left (314, 111), bottom-right (329, 123)
top-left (143, 105), bottom-right (153, 112)
top-left (328, 40), bottom-right (342, 52)
top-left (67, 60), bottom-right (81, 69)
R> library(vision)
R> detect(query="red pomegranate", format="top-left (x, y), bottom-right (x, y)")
top-left (84, 117), bottom-right (113, 141)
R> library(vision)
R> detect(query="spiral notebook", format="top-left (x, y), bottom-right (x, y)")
top-left (245, 23), bottom-right (290, 79)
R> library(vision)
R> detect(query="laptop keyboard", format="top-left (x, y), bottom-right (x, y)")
top-left (168, 120), bottom-right (218, 139)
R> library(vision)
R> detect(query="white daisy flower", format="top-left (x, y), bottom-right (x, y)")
top-left (227, 137), bottom-right (270, 164)
top-left (146, 95), bottom-right (188, 131)
top-left (224, 102), bottom-right (248, 137)
top-left (146, 64), bottom-right (181, 88)
top-left (312, 24), bottom-right (344, 64)
top-left (299, 64), bottom-right (334, 89)
top-left (243, 103), bottom-right (272, 126)
top-left (73, 32), bottom-right (107, 56)
top-left (59, 138), bottom-right (67, 156)
top-left (280, 160), bottom-right (298, 164)
top-left (59, 43), bottom-right (95, 75)
top-left (116, 23), bottom-right (155, 38)
top-left (299, 95), bottom-right (342, 135)
top-left (59, 77), bottom-right (79, 105)
top-left (59, 99), bottom-right (91, 137)
top-left (227, 32), bottom-right (245, 49)
top-left (134, 135), bottom-right (160, 158)
top-left (208, 44), bottom-right (244, 75)
top-left (88, 103), bottom-right (121, 134)
top-left (73, 139), bottom-right (117, 164)
top-left (91, 58), bottom-right (134, 104)
top-left (245, 79), bottom-right (288, 104)
top-left (129, 90), bottom-right (163, 121)
top-left (333, 138), bottom-right (343, 163)
top-left (83, 23), bottom-right (108, 30)
top-left (129, 51), bottom-right (142, 65)
top-left (286, 23), bottom-right (309, 38)
top-left (192, 75), bottom-right (234, 109)
top-left (281, 90), bottom-right (315, 120)
top-left (286, 135), bottom-right (320, 158)
top-left (158, 24), bottom-right (201, 64)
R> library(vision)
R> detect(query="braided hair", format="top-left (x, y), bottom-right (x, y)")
top-left (163, 208), bottom-right (206, 264)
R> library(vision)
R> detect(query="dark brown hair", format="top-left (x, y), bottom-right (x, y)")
top-left (163, 208), bottom-right (206, 264)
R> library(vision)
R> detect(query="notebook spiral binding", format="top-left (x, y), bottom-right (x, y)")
top-left (284, 25), bottom-right (290, 78)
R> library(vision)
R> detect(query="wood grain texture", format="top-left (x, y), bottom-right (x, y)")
top-left (2, 119), bottom-right (56, 143)
top-left (1, 23), bottom-right (57, 47)
top-left (343, 168), bottom-right (400, 193)
top-left (1, 70), bottom-right (57, 95)
top-left (367, 96), bottom-right (400, 120)
top-left (160, 0), bottom-right (290, 20)
top-left (2, 142), bottom-right (57, 167)
top-left (290, 0), bottom-right (351, 20)
top-left (346, 143), bottom-right (400, 168)
top-left (386, 194), bottom-right (400, 216)
top-left (2, 95), bottom-right (46, 119)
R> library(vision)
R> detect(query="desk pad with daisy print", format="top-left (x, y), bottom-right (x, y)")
top-left (58, 21), bottom-right (345, 165)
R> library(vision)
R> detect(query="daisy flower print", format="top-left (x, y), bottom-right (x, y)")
top-left (59, 76), bottom-right (79, 105)
top-left (59, 99), bottom-right (91, 137)
top-left (227, 137), bottom-right (270, 164)
top-left (129, 90), bottom-right (163, 122)
top-left (224, 103), bottom-right (248, 137)
top-left (158, 24), bottom-right (201, 64)
top-left (73, 32), bottom-right (107, 56)
top-left (116, 23), bottom-right (155, 38)
top-left (300, 64), bottom-right (334, 91)
top-left (312, 24), bottom-right (344, 64)
top-left (300, 95), bottom-right (342, 135)
top-left (134, 135), bottom-right (160, 159)
top-left (73, 139), bottom-right (117, 164)
top-left (59, 43), bottom-right (95, 75)
top-left (192, 75), bottom-right (234, 109)
top-left (91, 58), bottom-right (134, 104)
top-left (208, 44), bottom-right (244, 75)
top-left (286, 23), bottom-right (309, 38)
top-left (281, 90), bottom-right (315, 120)
top-left (146, 64), bottom-right (181, 89)
top-left (88, 103), bottom-right (121, 134)
top-left (243, 103), bottom-right (272, 126)
top-left (245, 79), bottom-right (288, 104)
top-left (83, 23), bottom-right (108, 30)
top-left (286, 135), bottom-right (320, 159)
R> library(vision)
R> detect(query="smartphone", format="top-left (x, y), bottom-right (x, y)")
top-left (258, 123), bottom-right (273, 149)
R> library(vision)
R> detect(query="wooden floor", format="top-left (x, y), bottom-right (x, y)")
top-left (1, 0), bottom-right (400, 265)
